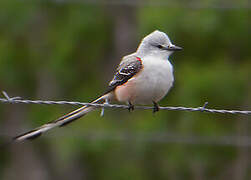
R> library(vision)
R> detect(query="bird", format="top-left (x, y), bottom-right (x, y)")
top-left (14, 30), bottom-right (182, 142)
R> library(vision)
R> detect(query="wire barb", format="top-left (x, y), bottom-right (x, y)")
top-left (2, 91), bottom-right (21, 102)
top-left (199, 101), bottom-right (208, 112)
top-left (0, 91), bottom-right (250, 115)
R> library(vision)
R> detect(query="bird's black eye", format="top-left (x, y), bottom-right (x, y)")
top-left (157, 45), bottom-right (163, 49)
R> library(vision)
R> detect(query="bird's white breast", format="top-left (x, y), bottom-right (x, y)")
top-left (128, 56), bottom-right (174, 104)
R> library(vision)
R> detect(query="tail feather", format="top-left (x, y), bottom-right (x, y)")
top-left (13, 94), bottom-right (109, 142)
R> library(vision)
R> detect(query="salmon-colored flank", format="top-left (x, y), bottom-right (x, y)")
top-left (114, 79), bottom-right (135, 102)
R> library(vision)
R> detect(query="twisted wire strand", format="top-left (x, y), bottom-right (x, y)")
top-left (0, 91), bottom-right (250, 115)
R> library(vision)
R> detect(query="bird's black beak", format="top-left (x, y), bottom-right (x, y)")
top-left (164, 45), bottom-right (182, 51)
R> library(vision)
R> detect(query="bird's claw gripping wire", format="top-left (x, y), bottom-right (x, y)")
top-left (128, 102), bottom-right (134, 112)
top-left (153, 101), bottom-right (160, 113)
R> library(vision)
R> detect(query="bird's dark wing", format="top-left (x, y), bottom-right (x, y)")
top-left (104, 55), bottom-right (143, 93)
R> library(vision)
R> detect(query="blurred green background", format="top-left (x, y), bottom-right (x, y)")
top-left (0, 0), bottom-right (250, 179)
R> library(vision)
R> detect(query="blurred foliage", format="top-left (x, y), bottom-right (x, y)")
top-left (0, 0), bottom-right (250, 180)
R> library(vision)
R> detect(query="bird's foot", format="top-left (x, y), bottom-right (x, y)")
top-left (153, 101), bottom-right (159, 113)
top-left (128, 102), bottom-right (134, 112)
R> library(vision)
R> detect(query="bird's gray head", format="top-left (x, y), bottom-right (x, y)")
top-left (136, 30), bottom-right (182, 59)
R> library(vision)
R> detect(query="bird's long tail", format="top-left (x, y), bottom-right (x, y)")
top-left (14, 94), bottom-right (110, 142)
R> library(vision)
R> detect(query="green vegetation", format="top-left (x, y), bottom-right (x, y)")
top-left (0, 1), bottom-right (250, 179)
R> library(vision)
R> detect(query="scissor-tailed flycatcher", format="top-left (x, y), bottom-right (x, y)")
top-left (14, 30), bottom-right (182, 142)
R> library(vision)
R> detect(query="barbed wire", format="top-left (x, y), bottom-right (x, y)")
top-left (0, 91), bottom-right (250, 115)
